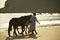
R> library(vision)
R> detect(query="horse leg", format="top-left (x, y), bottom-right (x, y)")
top-left (13, 27), bottom-right (17, 36)
top-left (25, 22), bottom-right (30, 35)
top-left (8, 22), bottom-right (12, 37)
top-left (25, 24), bottom-right (29, 35)
top-left (21, 26), bottom-right (25, 36)
top-left (17, 28), bottom-right (20, 34)
top-left (25, 26), bottom-right (27, 35)
top-left (24, 21), bottom-right (28, 35)
top-left (8, 29), bottom-right (11, 37)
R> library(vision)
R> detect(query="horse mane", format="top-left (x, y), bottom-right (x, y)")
top-left (19, 15), bottom-right (32, 20)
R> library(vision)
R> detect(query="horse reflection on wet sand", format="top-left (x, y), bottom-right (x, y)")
top-left (6, 34), bottom-right (38, 40)
top-left (8, 15), bottom-right (32, 37)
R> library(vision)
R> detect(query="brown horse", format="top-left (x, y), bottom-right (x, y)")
top-left (8, 15), bottom-right (32, 37)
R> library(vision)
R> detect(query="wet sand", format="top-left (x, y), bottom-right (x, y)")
top-left (0, 25), bottom-right (60, 40)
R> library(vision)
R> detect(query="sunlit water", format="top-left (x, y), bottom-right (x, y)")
top-left (0, 13), bottom-right (60, 29)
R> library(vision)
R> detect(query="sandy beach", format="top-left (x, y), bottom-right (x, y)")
top-left (0, 25), bottom-right (60, 40)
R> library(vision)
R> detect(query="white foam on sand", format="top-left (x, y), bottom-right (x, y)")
top-left (36, 20), bottom-right (60, 26)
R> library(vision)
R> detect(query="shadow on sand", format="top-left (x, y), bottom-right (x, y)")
top-left (6, 34), bottom-right (38, 40)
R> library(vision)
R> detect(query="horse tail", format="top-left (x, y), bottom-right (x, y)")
top-left (8, 20), bottom-right (12, 36)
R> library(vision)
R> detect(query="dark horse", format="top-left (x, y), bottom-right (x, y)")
top-left (8, 15), bottom-right (32, 37)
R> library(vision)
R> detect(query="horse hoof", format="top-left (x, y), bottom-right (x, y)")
top-left (16, 35), bottom-right (18, 36)
top-left (8, 35), bottom-right (11, 37)
top-left (18, 33), bottom-right (20, 34)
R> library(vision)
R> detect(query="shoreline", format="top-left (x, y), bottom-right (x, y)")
top-left (0, 20), bottom-right (60, 28)
top-left (0, 24), bottom-right (60, 32)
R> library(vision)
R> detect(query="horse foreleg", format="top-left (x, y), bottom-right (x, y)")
top-left (25, 27), bottom-right (27, 35)
top-left (25, 25), bottom-right (28, 35)
top-left (25, 22), bottom-right (29, 35)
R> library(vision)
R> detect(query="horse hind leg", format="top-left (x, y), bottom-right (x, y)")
top-left (21, 26), bottom-right (25, 36)
top-left (8, 29), bottom-right (11, 37)
top-left (17, 28), bottom-right (21, 34)
top-left (8, 25), bottom-right (12, 37)
top-left (13, 27), bottom-right (18, 36)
